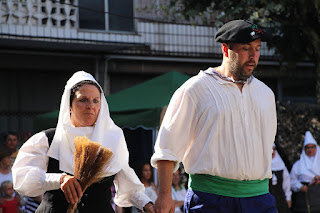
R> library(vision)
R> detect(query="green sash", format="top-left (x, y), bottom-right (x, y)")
top-left (189, 174), bottom-right (269, 197)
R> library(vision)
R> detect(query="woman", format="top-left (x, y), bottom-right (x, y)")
top-left (171, 168), bottom-right (187, 213)
top-left (12, 71), bottom-right (154, 212)
top-left (290, 131), bottom-right (320, 213)
top-left (138, 162), bottom-right (158, 204)
top-left (269, 144), bottom-right (291, 213)
top-left (0, 151), bottom-right (13, 187)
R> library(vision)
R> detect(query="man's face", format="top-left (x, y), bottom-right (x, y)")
top-left (228, 39), bottom-right (261, 80)
top-left (5, 134), bottom-right (18, 151)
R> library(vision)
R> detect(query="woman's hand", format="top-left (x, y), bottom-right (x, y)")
top-left (311, 175), bottom-right (320, 185)
top-left (143, 202), bottom-right (155, 213)
top-left (300, 185), bottom-right (308, 192)
top-left (60, 174), bottom-right (83, 204)
top-left (287, 200), bottom-right (292, 208)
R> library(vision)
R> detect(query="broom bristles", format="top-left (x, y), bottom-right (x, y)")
top-left (68, 136), bottom-right (113, 213)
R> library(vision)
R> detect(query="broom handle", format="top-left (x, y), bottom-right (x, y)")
top-left (66, 184), bottom-right (88, 213)
top-left (305, 190), bottom-right (310, 213)
top-left (67, 203), bottom-right (77, 213)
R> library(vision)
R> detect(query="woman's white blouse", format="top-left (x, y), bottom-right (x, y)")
top-left (12, 132), bottom-right (151, 209)
top-left (290, 159), bottom-right (318, 192)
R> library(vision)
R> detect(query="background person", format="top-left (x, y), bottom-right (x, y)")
top-left (132, 162), bottom-right (158, 213)
top-left (0, 151), bottom-right (13, 187)
top-left (12, 71), bottom-right (154, 213)
top-left (270, 143), bottom-right (292, 213)
top-left (138, 162), bottom-right (158, 204)
top-left (171, 168), bottom-right (187, 213)
top-left (2, 132), bottom-right (19, 167)
top-left (0, 181), bottom-right (20, 213)
top-left (290, 131), bottom-right (320, 213)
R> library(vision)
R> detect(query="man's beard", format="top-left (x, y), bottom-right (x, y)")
top-left (229, 56), bottom-right (256, 81)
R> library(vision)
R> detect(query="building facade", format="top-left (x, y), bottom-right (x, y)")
top-left (0, 0), bottom-right (316, 134)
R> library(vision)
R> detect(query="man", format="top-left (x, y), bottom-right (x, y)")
top-left (3, 132), bottom-right (19, 166)
top-left (151, 20), bottom-right (277, 213)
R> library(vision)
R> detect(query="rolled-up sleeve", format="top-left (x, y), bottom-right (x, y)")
top-left (113, 164), bottom-right (151, 210)
top-left (12, 132), bottom-right (61, 197)
top-left (151, 87), bottom-right (196, 171)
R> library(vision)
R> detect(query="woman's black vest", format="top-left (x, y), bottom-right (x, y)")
top-left (36, 128), bottom-right (115, 213)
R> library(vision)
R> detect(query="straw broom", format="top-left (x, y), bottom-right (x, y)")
top-left (67, 136), bottom-right (113, 213)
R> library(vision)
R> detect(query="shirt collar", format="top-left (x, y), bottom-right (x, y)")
top-left (204, 68), bottom-right (253, 84)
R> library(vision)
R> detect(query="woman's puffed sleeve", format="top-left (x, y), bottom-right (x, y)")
top-left (12, 132), bottom-right (61, 197)
top-left (113, 164), bottom-right (152, 210)
top-left (290, 162), bottom-right (303, 192)
top-left (282, 167), bottom-right (292, 201)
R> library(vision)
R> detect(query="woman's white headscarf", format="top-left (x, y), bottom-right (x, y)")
top-left (271, 143), bottom-right (286, 171)
top-left (47, 71), bottom-right (128, 175)
top-left (298, 131), bottom-right (320, 177)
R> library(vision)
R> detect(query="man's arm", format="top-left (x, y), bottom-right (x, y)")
top-left (154, 160), bottom-right (175, 213)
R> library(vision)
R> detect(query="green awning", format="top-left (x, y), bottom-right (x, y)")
top-left (34, 71), bottom-right (190, 131)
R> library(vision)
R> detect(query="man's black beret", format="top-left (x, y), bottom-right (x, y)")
top-left (215, 20), bottom-right (270, 43)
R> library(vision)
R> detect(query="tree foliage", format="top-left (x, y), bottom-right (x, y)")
top-left (165, 0), bottom-right (320, 64)
top-left (161, 0), bottom-right (320, 164)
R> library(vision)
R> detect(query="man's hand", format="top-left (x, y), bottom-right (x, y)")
top-left (154, 193), bottom-right (175, 213)
top-left (60, 174), bottom-right (83, 204)
top-left (154, 160), bottom-right (175, 213)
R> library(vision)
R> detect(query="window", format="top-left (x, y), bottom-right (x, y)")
top-left (108, 0), bottom-right (134, 32)
top-left (79, 0), bottom-right (134, 32)
top-left (79, 0), bottom-right (105, 30)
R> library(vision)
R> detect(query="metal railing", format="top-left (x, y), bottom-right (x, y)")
top-left (0, 0), bottom-right (275, 57)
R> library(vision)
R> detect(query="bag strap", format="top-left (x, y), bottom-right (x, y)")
top-left (43, 128), bottom-right (61, 173)
top-left (44, 128), bottom-right (56, 146)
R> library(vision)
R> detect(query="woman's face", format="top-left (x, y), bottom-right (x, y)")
top-left (305, 144), bottom-right (317, 157)
top-left (70, 84), bottom-right (101, 127)
top-left (172, 170), bottom-right (180, 186)
top-left (141, 164), bottom-right (152, 181)
top-left (0, 156), bottom-right (12, 168)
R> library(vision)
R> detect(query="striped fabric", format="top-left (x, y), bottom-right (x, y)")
top-left (25, 197), bottom-right (40, 213)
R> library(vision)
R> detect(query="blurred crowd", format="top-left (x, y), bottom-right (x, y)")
top-left (1, 129), bottom-right (320, 213)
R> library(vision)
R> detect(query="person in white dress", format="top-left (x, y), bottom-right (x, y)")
top-left (290, 131), bottom-right (320, 212)
top-left (171, 168), bottom-right (187, 213)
